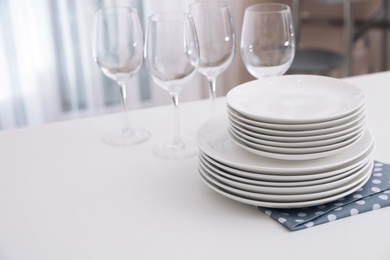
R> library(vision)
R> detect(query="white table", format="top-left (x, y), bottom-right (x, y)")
top-left (0, 72), bottom-right (390, 260)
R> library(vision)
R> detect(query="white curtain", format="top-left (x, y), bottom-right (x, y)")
top-left (0, 0), bottom-right (257, 130)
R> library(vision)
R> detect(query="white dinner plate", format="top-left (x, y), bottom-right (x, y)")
top-left (199, 167), bottom-right (372, 208)
top-left (228, 112), bottom-right (366, 137)
top-left (227, 103), bottom-right (366, 131)
top-left (228, 125), bottom-right (365, 150)
top-left (199, 160), bottom-right (371, 201)
top-left (230, 121), bottom-right (365, 148)
top-left (229, 119), bottom-right (366, 143)
top-left (226, 74), bottom-right (365, 124)
top-left (199, 153), bottom-right (373, 186)
top-left (199, 157), bottom-right (373, 195)
top-left (228, 127), bottom-right (365, 160)
top-left (196, 115), bottom-right (374, 175)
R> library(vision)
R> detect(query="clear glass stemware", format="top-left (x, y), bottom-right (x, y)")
top-left (92, 6), bottom-right (150, 146)
top-left (189, 2), bottom-right (236, 107)
top-left (145, 12), bottom-right (200, 160)
top-left (241, 3), bottom-right (295, 79)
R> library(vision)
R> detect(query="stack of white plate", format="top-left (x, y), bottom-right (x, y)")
top-left (196, 75), bottom-right (375, 208)
top-left (226, 75), bottom-right (367, 161)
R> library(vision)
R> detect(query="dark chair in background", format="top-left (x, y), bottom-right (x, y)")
top-left (289, 0), bottom-right (390, 77)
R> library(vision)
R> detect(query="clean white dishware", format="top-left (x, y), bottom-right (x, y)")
top-left (199, 157), bottom-right (372, 195)
top-left (145, 12), bottom-right (199, 160)
top-left (241, 3), bottom-right (295, 78)
top-left (229, 117), bottom-right (365, 143)
top-left (199, 160), bottom-right (371, 202)
top-left (198, 167), bottom-right (371, 208)
top-left (228, 113), bottom-right (366, 138)
top-left (200, 148), bottom-right (373, 183)
top-left (198, 153), bottom-right (373, 187)
top-left (196, 115), bottom-right (374, 174)
top-left (229, 121), bottom-right (365, 148)
top-left (189, 2), bottom-right (235, 105)
top-left (228, 127), bottom-right (365, 160)
top-left (226, 75), bottom-right (365, 124)
top-left (227, 104), bottom-right (366, 131)
top-left (92, 7), bottom-right (150, 146)
top-left (229, 125), bottom-right (364, 154)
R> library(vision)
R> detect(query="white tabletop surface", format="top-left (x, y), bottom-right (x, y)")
top-left (1, 71), bottom-right (390, 260)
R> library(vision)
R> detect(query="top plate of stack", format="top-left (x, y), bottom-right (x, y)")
top-left (226, 74), bottom-right (365, 124)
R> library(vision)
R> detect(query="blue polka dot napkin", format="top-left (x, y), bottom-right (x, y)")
top-left (258, 161), bottom-right (390, 231)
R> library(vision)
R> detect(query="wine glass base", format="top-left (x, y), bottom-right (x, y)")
top-left (103, 128), bottom-right (150, 147)
top-left (153, 139), bottom-right (198, 160)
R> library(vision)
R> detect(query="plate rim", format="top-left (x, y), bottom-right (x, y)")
top-left (228, 127), bottom-right (365, 161)
top-left (199, 157), bottom-right (373, 195)
top-left (196, 115), bottom-right (375, 174)
top-left (199, 152), bottom-right (373, 184)
top-left (229, 121), bottom-right (365, 148)
top-left (229, 125), bottom-right (365, 154)
top-left (228, 111), bottom-right (367, 137)
top-left (199, 160), bottom-right (372, 201)
top-left (198, 165), bottom-right (372, 208)
top-left (227, 103), bottom-right (366, 131)
top-left (226, 75), bottom-right (366, 124)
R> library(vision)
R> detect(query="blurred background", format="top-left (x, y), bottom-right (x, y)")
top-left (0, 0), bottom-right (388, 131)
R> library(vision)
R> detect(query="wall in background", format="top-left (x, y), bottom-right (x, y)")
top-left (0, 0), bottom-right (387, 131)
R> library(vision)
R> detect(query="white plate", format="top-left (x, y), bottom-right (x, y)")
top-left (229, 118), bottom-right (366, 143)
top-left (228, 125), bottom-right (365, 150)
top-left (200, 148), bottom-right (373, 182)
top-left (228, 112), bottom-right (367, 137)
top-left (230, 121), bottom-right (365, 148)
top-left (199, 168), bottom-right (372, 208)
top-left (199, 157), bottom-right (373, 195)
top-left (227, 104), bottom-right (366, 131)
top-left (199, 153), bottom-right (373, 186)
top-left (199, 160), bottom-right (371, 202)
top-left (196, 115), bottom-right (374, 175)
top-left (229, 126), bottom-right (364, 157)
top-left (226, 75), bottom-right (365, 124)
top-left (200, 147), bottom-right (373, 182)
top-left (228, 127), bottom-right (365, 160)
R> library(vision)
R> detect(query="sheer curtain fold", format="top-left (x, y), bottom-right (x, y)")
top-left (0, 0), bottom-right (245, 131)
top-left (0, 0), bottom-right (149, 130)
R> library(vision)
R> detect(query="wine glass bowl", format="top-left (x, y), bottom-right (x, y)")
top-left (189, 2), bottom-right (235, 102)
top-left (241, 3), bottom-right (295, 79)
top-left (145, 12), bottom-right (200, 160)
top-left (93, 6), bottom-right (150, 146)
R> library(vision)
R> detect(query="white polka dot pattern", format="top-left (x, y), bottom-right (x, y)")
top-left (258, 161), bottom-right (390, 231)
top-left (350, 208), bottom-right (359, 215)
top-left (327, 214), bottom-right (337, 221)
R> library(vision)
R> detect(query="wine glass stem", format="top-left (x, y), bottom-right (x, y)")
top-left (118, 81), bottom-right (133, 136)
top-left (171, 93), bottom-right (184, 149)
top-left (207, 77), bottom-right (217, 102)
top-left (207, 77), bottom-right (218, 114)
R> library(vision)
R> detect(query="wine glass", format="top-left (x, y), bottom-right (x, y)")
top-left (241, 3), bottom-right (295, 78)
top-left (92, 6), bottom-right (150, 146)
top-left (145, 12), bottom-right (200, 160)
top-left (189, 2), bottom-right (236, 106)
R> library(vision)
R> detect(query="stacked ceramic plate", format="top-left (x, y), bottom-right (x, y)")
top-left (196, 75), bottom-right (375, 208)
top-left (226, 75), bottom-right (367, 160)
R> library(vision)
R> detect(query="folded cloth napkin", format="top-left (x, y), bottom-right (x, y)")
top-left (258, 161), bottom-right (390, 231)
